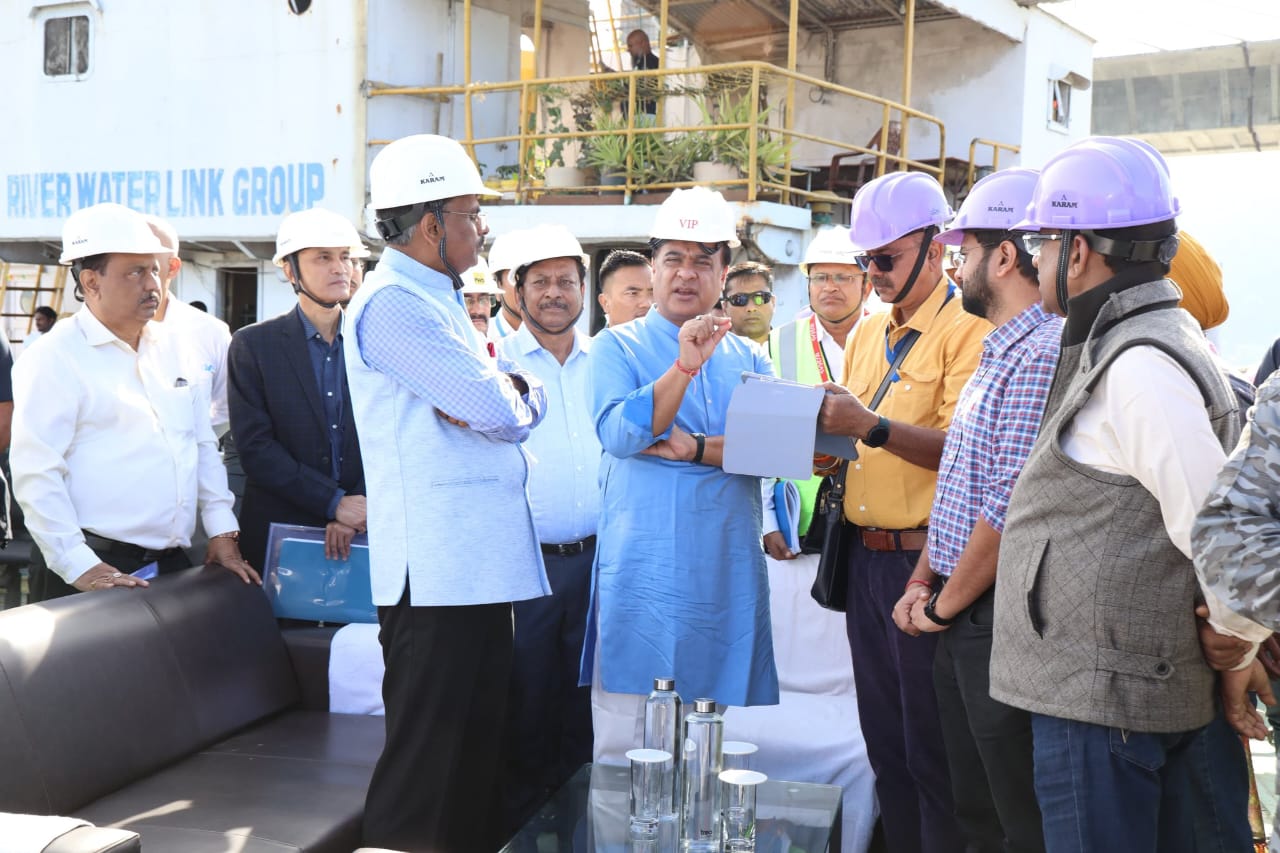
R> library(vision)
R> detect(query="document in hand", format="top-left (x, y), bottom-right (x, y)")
top-left (263, 523), bottom-right (375, 624)
top-left (723, 372), bottom-right (860, 480)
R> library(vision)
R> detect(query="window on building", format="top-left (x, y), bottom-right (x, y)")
top-left (44, 15), bottom-right (90, 77)
top-left (1049, 78), bottom-right (1071, 131)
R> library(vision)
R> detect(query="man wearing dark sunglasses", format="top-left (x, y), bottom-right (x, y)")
top-left (816, 171), bottom-right (990, 853)
top-left (722, 261), bottom-right (776, 346)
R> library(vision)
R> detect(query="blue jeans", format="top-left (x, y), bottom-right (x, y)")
top-left (1031, 712), bottom-right (1251, 853)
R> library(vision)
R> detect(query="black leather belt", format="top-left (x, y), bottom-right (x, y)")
top-left (540, 535), bottom-right (596, 557)
top-left (83, 533), bottom-right (185, 564)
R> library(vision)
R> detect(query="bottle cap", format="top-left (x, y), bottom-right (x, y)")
top-left (654, 677), bottom-right (675, 691)
top-left (694, 698), bottom-right (716, 713)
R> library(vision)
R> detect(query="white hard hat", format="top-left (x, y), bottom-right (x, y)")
top-left (800, 226), bottom-right (865, 276)
top-left (649, 186), bottom-right (741, 248)
top-left (369, 134), bottom-right (499, 210)
top-left (273, 207), bottom-right (370, 267)
top-left (511, 225), bottom-right (590, 279)
top-left (60, 203), bottom-right (167, 265)
top-left (461, 259), bottom-right (501, 295)
top-left (487, 229), bottom-right (529, 276)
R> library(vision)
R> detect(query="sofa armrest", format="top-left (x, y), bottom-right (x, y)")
top-left (42, 826), bottom-right (140, 853)
top-left (280, 625), bottom-right (341, 711)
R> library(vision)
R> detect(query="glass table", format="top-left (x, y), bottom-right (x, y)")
top-left (501, 763), bottom-right (843, 853)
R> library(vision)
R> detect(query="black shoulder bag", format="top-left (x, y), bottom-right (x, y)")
top-left (808, 329), bottom-right (922, 611)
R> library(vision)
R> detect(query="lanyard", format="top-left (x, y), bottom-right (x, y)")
top-left (808, 314), bottom-right (832, 384)
top-left (883, 282), bottom-right (955, 382)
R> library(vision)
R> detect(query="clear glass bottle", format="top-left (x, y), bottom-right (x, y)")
top-left (644, 677), bottom-right (682, 816)
top-left (680, 698), bottom-right (724, 852)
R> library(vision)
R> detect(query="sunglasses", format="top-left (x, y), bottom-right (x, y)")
top-left (725, 291), bottom-right (774, 307)
top-left (1021, 233), bottom-right (1063, 258)
top-left (854, 248), bottom-right (911, 273)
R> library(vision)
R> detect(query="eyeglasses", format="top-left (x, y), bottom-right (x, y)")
top-left (953, 242), bottom-right (1001, 269)
top-left (808, 273), bottom-right (863, 287)
top-left (725, 291), bottom-right (774, 307)
top-left (854, 248), bottom-right (911, 273)
top-left (440, 209), bottom-right (487, 229)
top-left (1021, 233), bottom-right (1063, 258)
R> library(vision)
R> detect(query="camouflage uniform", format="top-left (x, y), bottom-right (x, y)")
top-left (1192, 371), bottom-right (1280, 852)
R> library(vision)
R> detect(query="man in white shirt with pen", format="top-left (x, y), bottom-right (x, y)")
top-left (12, 203), bottom-right (258, 601)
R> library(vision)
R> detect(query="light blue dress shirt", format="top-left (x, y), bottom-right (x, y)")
top-left (581, 309), bottom-right (780, 707)
top-left (497, 324), bottom-right (601, 545)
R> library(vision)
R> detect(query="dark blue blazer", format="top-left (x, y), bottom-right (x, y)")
top-left (228, 308), bottom-right (365, 569)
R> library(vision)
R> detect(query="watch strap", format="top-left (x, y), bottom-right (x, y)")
top-left (691, 432), bottom-right (707, 464)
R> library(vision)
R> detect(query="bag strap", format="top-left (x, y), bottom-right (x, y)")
top-left (869, 328), bottom-right (920, 412)
top-left (829, 327), bottom-right (922, 498)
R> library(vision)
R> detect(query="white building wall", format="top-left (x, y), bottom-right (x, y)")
top-left (789, 8), bottom-right (1091, 172)
top-left (1015, 10), bottom-right (1094, 167)
top-left (0, 0), bottom-right (366, 244)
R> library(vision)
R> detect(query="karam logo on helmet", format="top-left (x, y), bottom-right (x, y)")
top-left (71, 236), bottom-right (89, 246)
top-left (419, 173), bottom-right (446, 185)
top-left (1051, 195), bottom-right (1078, 209)
top-left (986, 202), bottom-right (1016, 214)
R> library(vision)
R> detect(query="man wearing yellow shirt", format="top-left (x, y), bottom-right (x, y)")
top-left (818, 172), bottom-right (989, 853)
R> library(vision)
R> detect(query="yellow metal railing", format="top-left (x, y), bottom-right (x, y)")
top-left (967, 138), bottom-right (1021, 192)
top-left (368, 61), bottom-right (954, 207)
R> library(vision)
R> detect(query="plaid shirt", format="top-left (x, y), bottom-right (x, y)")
top-left (927, 302), bottom-right (1062, 576)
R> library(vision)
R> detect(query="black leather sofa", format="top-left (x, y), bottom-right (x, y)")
top-left (0, 566), bottom-right (385, 852)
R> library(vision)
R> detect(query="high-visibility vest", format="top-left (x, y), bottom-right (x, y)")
top-left (768, 315), bottom-right (835, 536)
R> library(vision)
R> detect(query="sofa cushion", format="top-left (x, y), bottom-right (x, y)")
top-left (0, 568), bottom-right (300, 815)
top-left (73, 747), bottom-right (376, 853)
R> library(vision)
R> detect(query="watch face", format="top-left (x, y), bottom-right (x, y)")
top-left (865, 420), bottom-right (890, 448)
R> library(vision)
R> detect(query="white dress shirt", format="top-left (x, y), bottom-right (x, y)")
top-left (497, 324), bottom-right (601, 544)
top-left (1061, 345), bottom-right (1271, 647)
top-left (160, 296), bottom-right (233, 434)
top-left (11, 308), bottom-right (238, 584)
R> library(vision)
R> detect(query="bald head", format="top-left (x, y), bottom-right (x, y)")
top-left (627, 29), bottom-right (651, 57)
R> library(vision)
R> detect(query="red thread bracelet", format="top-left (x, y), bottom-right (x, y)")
top-left (906, 578), bottom-right (932, 593)
top-left (674, 358), bottom-right (700, 378)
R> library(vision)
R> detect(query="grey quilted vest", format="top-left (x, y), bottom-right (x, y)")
top-left (989, 279), bottom-right (1240, 733)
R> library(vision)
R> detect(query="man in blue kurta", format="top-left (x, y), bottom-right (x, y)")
top-left (583, 186), bottom-right (780, 764)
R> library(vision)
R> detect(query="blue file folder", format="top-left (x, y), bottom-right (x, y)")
top-left (263, 523), bottom-right (376, 623)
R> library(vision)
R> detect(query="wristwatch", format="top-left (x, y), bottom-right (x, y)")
top-left (864, 416), bottom-right (891, 448)
top-left (923, 589), bottom-right (956, 627)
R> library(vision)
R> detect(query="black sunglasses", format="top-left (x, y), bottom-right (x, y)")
top-left (854, 248), bottom-right (911, 273)
top-left (725, 291), bottom-right (774, 307)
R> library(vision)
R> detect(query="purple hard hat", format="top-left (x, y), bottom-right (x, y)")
top-left (1015, 136), bottom-right (1181, 232)
top-left (935, 168), bottom-right (1040, 246)
top-left (849, 172), bottom-right (953, 249)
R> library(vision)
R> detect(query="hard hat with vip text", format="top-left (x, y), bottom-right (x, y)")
top-left (649, 186), bottom-right (741, 248)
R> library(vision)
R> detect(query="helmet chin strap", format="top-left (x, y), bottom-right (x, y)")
top-left (1055, 229), bottom-right (1075, 316)
top-left (888, 226), bottom-right (937, 305)
top-left (289, 255), bottom-right (343, 310)
top-left (430, 202), bottom-right (466, 291)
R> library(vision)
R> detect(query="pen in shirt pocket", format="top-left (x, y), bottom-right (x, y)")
top-left (174, 377), bottom-right (188, 387)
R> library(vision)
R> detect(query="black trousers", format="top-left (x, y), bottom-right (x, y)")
top-left (362, 591), bottom-right (515, 853)
top-left (933, 589), bottom-right (1045, 853)
top-left (503, 546), bottom-right (595, 834)
top-left (28, 536), bottom-right (191, 602)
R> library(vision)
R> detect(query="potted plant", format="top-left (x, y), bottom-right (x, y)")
top-left (691, 89), bottom-right (793, 185)
top-left (532, 85), bottom-right (587, 188)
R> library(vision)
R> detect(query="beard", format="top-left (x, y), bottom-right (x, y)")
top-left (960, 262), bottom-right (994, 321)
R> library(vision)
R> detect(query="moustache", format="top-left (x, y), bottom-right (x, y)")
top-left (539, 300), bottom-right (570, 311)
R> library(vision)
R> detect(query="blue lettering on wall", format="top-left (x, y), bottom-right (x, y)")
top-left (5, 163), bottom-right (328, 220)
